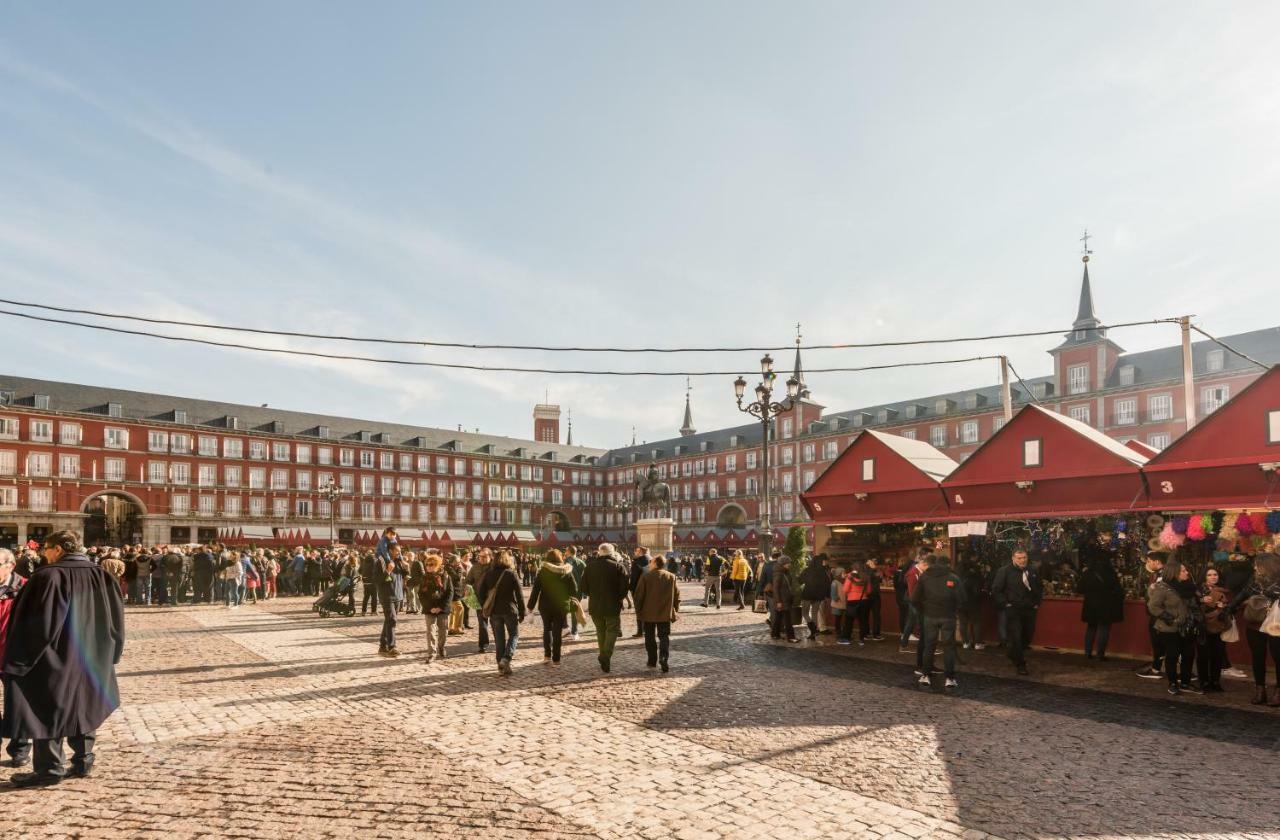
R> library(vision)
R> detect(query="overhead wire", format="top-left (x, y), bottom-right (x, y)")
top-left (1186, 324), bottom-right (1271, 370)
top-left (0, 296), bottom-right (1180, 354)
top-left (1004, 357), bottom-right (1042, 404)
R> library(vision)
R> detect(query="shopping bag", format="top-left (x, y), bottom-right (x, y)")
top-left (570, 597), bottom-right (586, 626)
top-left (1261, 600), bottom-right (1280, 637)
top-left (462, 585), bottom-right (480, 612)
top-left (1221, 618), bottom-right (1239, 643)
top-left (752, 598), bottom-right (767, 614)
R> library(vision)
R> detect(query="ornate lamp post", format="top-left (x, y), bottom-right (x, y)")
top-left (320, 479), bottom-right (342, 547)
top-left (734, 354), bottom-right (799, 558)
top-left (612, 499), bottom-right (633, 549)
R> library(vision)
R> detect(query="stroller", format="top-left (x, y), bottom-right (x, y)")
top-left (313, 575), bottom-right (355, 617)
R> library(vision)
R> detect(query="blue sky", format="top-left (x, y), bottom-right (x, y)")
top-left (2, 3), bottom-right (1278, 447)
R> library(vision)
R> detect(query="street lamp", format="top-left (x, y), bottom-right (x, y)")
top-left (612, 498), bottom-right (633, 549)
top-left (320, 479), bottom-right (343, 547)
top-left (734, 354), bottom-right (800, 558)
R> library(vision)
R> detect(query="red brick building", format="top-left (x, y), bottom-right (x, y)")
top-left (1, 257), bottom-right (1277, 547)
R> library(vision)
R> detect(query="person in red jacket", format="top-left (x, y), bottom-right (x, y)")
top-left (0, 548), bottom-right (30, 768)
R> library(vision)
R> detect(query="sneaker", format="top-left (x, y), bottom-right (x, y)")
top-left (1222, 666), bottom-right (1249, 680)
top-left (1135, 665), bottom-right (1163, 679)
top-left (908, 634), bottom-right (920, 642)
top-left (898, 645), bottom-right (910, 653)
top-left (914, 668), bottom-right (924, 676)
top-left (870, 635), bottom-right (885, 641)
top-left (544, 656), bottom-right (553, 663)
top-left (962, 642), bottom-right (973, 650)
top-left (944, 678), bottom-right (958, 689)
top-left (1016, 665), bottom-right (1029, 676)
top-left (837, 639), bottom-right (852, 646)
top-left (571, 634), bottom-right (581, 642)
top-left (1180, 683), bottom-right (1203, 695)
top-left (858, 641), bottom-right (865, 647)
top-left (973, 643), bottom-right (986, 651)
top-left (660, 661), bottom-right (669, 673)
top-left (499, 659), bottom-right (512, 676)
top-left (385, 647), bottom-right (400, 657)
top-left (918, 674), bottom-right (931, 686)
top-left (1167, 684), bottom-right (1181, 695)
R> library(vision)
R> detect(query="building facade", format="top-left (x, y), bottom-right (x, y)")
top-left (2, 258), bottom-right (1278, 547)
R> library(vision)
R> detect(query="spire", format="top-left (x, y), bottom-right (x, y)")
top-left (1062, 229), bottom-right (1106, 345)
top-left (679, 378), bottom-right (696, 437)
top-left (792, 322), bottom-right (810, 399)
top-left (631, 425), bottom-right (636, 446)
top-left (566, 408), bottom-right (573, 446)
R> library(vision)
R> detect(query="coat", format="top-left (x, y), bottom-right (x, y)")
top-left (418, 569), bottom-right (454, 614)
top-left (2, 555), bottom-right (125, 740)
top-left (990, 563), bottom-right (1043, 610)
top-left (773, 565), bottom-right (796, 608)
top-left (527, 562), bottom-right (578, 621)
top-left (1077, 561), bottom-right (1125, 625)
top-left (634, 568), bottom-right (680, 623)
top-left (477, 565), bottom-right (525, 620)
top-left (582, 555), bottom-right (630, 616)
top-left (1147, 579), bottom-right (1189, 634)
top-left (0, 572), bottom-right (26, 665)
top-left (800, 562), bottom-right (831, 601)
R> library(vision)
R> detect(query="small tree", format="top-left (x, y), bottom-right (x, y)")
top-left (782, 525), bottom-right (808, 596)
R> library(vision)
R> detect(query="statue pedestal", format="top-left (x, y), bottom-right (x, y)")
top-left (634, 517), bottom-right (674, 555)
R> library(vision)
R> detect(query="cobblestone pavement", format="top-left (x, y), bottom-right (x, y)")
top-left (3, 582), bottom-right (1279, 839)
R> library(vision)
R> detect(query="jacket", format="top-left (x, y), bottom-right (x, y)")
top-left (1199, 584), bottom-right (1231, 634)
top-left (990, 563), bottom-right (1043, 610)
top-left (842, 568), bottom-right (873, 603)
top-left (634, 568), bottom-right (680, 623)
top-left (829, 579), bottom-right (847, 611)
top-left (730, 556), bottom-right (751, 581)
top-left (582, 555), bottom-right (630, 616)
top-left (418, 569), bottom-right (454, 614)
top-left (1147, 579), bottom-right (1190, 633)
top-left (477, 565), bottom-right (525, 620)
top-left (465, 559), bottom-right (489, 594)
top-left (629, 555), bottom-right (651, 594)
top-left (773, 565), bottom-right (796, 608)
top-left (528, 561), bottom-right (578, 621)
top-left (1077, 561), bottom-right (1125, 625)
top-left (408, 558), bottom-right (425, 587)
top-left (911, 565), bottom-right (965, 620)
top-left (800, 562), bottom-right (831, 601)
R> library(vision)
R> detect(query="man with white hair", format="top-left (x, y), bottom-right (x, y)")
top-left (581, 544), bottom-right (629, 673)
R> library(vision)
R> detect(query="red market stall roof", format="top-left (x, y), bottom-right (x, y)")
top-left (1125, 439), bottom-right (1162, 459)
top-left (1144, 365), bottom-right (1280, 510)
top-left (940, 404), bottom-right (1150, 520)
top-left (801, 430), bottom-right (956, 525)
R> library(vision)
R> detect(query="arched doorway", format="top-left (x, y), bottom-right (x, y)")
top-left (547, 511), bottom-right (571, 532)
top-left (82, 492), bottom-right (146, 546)
top-left (716, 503), bottom-right (748, 528)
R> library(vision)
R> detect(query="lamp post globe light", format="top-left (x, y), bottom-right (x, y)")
top-left (734, 353), bottom-right (800, 558)
top-left (320, 479), bottom-right (343, 547)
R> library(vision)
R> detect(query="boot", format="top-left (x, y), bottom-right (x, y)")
top-left (1251, 685), bottom-right (1267, 705)
top-left (1270, 687), bottom-right (1280, 707)
top-left (807, 621), bottom-right (818, 641)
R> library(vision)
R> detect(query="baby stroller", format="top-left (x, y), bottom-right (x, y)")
top-left (313, 575), bottom-right (355, 617)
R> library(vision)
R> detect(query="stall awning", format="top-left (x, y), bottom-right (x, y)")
top-left (940, 404), bottom-right (1150, 520)
top-left (1144, 365), bottom-right (1280, 510)
top-left (802, 430), bottom-right (956, 524)
top-left (239, 524), bottom-right (276, 539)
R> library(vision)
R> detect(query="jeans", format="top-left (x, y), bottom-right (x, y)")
top-left (424, 612), bottom-right (448, 658)
top-left (801, 600), bottom-right (825, 629)
top-left (592, 612), bottom-right (622, 664)
top-left (704, 576), bottom-right (722, 607)
top-left (771, 604), bottom-right (796, 639)
top-left (868, 596), bottom-right (881, 636)
top-left (193, 572), bottom-right (213, 604)
top-left (1148, 617), bottom-right (1163, 670)
top-left (959, 610), bottom-right (981, 647)
top-left (362, 581), bottom-right (380, 615)
top-left (490, 614), bottom-right (520, 664)
top-left (897, 596), bottom-right (910, 637)
top-left (223, 579), bottom-right (242, 607)
top-left (1160, 631), bottom-right (1194, 685)
top-left (33, 732), bottom-right (95, 778)
top-left (478, 614), bottom-right (491, 651)
top-left (1084, 622), bottom-right (1111, 658)
top-left (1246, 627), bottom-right (1280, 686)
top-left (541, 613), bottom-right (566, 662)
top-left (405, 588), bottom-right (420, 613)
top-left (922, 617), bottom-right (958, 678)
top-left (1006, 606), bottom-right (1036, 667)
top-left (378, 586), bottom-right (397, 650)
top-left (1196, 632), bottom-right (1223, 686)
top-left (644, 621), bottom-right (671, 666)
top-left (901, 604), bottom-right (921, 646)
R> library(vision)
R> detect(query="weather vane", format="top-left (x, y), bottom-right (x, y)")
top-left (1080, 228), bottom-right (1093, 263)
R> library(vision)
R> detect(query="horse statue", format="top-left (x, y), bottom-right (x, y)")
top-left (633, 462), bottom-right (671, 518)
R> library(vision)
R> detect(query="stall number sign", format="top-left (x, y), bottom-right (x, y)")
top-left (953, 494), bottom-right (964, 505)
top-left (1157, 480), bottom-right (1174, 494)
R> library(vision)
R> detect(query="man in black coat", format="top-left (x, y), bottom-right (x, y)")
top-left (628, 546), bottom-right (651, 638)
top-left (989, 549), bottom-right (1042, 675)
top-left (912, 554), bottom-right (965, 689)
top-left (191, 545), bottom-right (216, 604)
top-left (582, 544), bottom-right (630, 673)
top-left (2, 530), bottom-right (124, 787)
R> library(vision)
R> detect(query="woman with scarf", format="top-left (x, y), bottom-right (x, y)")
top-left (527, 549), bottom-right (578, 665)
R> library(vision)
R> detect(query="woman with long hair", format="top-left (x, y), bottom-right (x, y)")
top-left (527, 549), bottom-right (577, 665)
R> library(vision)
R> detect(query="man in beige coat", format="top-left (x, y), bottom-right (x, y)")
top-left (634, 557), bottom-right (680, 673)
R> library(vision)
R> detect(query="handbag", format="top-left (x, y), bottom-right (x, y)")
top-left (1261, 600), bottom-right (1280, 637)
top-left (480, 583), bottom-right (499, 619)
top-left (1243, 594), bottom-right (1271, 625)
top-left (752, 597), bottom-right (767, 614)
top-left (570, 597), bottom-right (586, 626)
top-left (1220, 618), bottom-right (1239, 643)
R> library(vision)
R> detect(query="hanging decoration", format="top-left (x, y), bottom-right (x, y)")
top-left (1186, 515), bottom-right (1207, 541)
top-left (1171, 516), bottom-right (1189, 535)
top-left (1158, 522), bottom-right (1186, 549)
top-left (1249, 512), bottom-right (1270, 536)
top-left (1236, 512), bottom-right (1255, 537)
top-left (1268, 510), bottom-right (1280, 534)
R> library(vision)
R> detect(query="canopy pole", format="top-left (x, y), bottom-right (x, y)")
top-left (1181, 316), bottom-right (1197, 432)
top-left (1000, 356), bottom-right (1013, 422)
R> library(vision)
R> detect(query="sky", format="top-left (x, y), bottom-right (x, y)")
top-left (2, 3), bottom-right (1279, 449)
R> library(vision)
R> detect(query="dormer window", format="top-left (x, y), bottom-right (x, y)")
top-left (318, 425), bottom-right (330, 439)
top-left (34, 394), bottom-right (50, 410)
top-left (1206, 349), bottom-right (1225, 373)
top-left (173, 410), bottom-right (187, 424)
top-left (108, 402), bottom-right (123, 418)
top-left (1118, 365), bottom-right (1135, 386)
top-left (1067, 363), bottom-right (1090, 395)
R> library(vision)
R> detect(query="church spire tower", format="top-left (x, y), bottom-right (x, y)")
top-left (679, 378), bottom-right (696, 437)
top-left (1068, 228), bottom-right (1106, 343)
top-left (792, 322), bottom-right (810, 399)
top-left (566, 408), bottom-right (573, 446)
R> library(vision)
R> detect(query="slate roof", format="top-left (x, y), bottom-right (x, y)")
top-left (1102, 327), bottom-right (1280, 388)
top-left (0, 374), bottom-right (607, 462)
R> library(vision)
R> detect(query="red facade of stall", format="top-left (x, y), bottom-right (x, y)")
top-left (940, 405), bottom-right (1151, 521)
top-left (801, 430), bottom-right (955, 524)
top-left (1143, 365), bottom-right (1280, 510)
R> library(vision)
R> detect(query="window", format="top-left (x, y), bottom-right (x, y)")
top-left (296, 471), bottom-right (312, 491)
top-left (780, 447), bottom-right (794, 466)
top-left (59, 423), bottom-right (82, 445)
top-left (171, 463), bottom-right (190, 484)
top-left (437, 456), bottom-right (451, 474)
top-left (380, 451), bottom-right (394, 470)
top-left (745, 452), bottom-right (757, 470)
top-left (781, 473), bottom-right (794, 492)
top-left (271, 469), bottom-right (289, 490)
top-left (992, 417), bottom-right (1007, 433)
top-left (198, 496), bottom-right (216, 516)
top-left (359, 450), bottom-right (374, 469)
top-left (380, 476), bottom-right (395, 495)
top-left (296, 444), bottom-right (312, 464)
top-left (224, 496), bottom-right (241, 517)
top-left (725, 454), bottom-right (737, 472)
top-left (1023, 439), bottom-right (1042, 467)
top-left (174, 410), bottom-right (187, 424)
top-left (0, 487), bottom-right (15, 511)
top-left (1068, 405), bottom-right (1091, 425)
top-left (318, 447), bottom-right (332, 466)
top-left (223, 438), bottom-right (243, 459)
top-left (27, 452), bottom-right (51, 477)
top-left (781, 418), bottom-right (793, 439)
top-left (273, 442), bottom-right (291, 462)
top-left (340, 500), bottom-right (354, 518)
top-left (107, 402), bottom-right (122, 418)
top-left (198, 464), bottom-right (217, 487)
top-left (339, 448), bottom-right (354, 466)
top-left (29, 487), bottom-right (52, 512)
top-left (273, 498), bottom-right (288, 517)
top-left (1268, 410), bottom-right (1280, 444)
top-left (960, 421), bottom-right (978, 444)
top-left (802, 444), bottom-right (815, 462)
top-left (148, 461), bottom-right (167, 484)
top-left (28, 420), bottom-right (52, 443)
top-left (930, 425), bottom-right (947, 448)
top-left (0, 450), bottom-right (14, 476)
top-left (1206, 349), bottom-right (1225, 372)
top-left (398, 453), bottom-right (413, 472)
top-left (823, 441), bottom-right (838, 460)
top-left (1114, 399), bottom-right (1137, 425)
top-left (59, 454), bottom-right (79, 479)
top-left (249, 468), bottom-right (266, 489)
top-left (1148, 394), bottom-right (1173, 422)
top-left (224, 466), bottom-right (241, 487)
top-left (296, 499), bottom-right (312, 517)
top-left (105, 428), bottom-right (129, 449)
top-left (456, 459), bottom-right (468, 476)
top-left (170, 433), bottom-right (191, 454)
top-left (1118, 365), bottom-right (1135, 386)
top-left (861, 458), bottom-right (875, 481)
top-left (340, 473), bottom-right (354, 492)
top-left (901, 429), bottom-right (917, 441)
top-left (1147, 432), bottom-right (1171, 450)
top-left (249, 497), bottom-right (266, 517)
top-left (105, 458), bottom-right (125, 481)
top-left (1067, 363), bottom-right (1090, 395)
top-left (248, 440), bottom-right (267, 460)
top-left (362, 476), bottom-right (376, 495)
top-left (1201, 385), bottom-right (1229, 415)
top-left (0, 417), bottom-right (16, 439)
top-left (171, 494), bottom-right (190, 515)
top-left (148, 430), bottom-right (169, 452)
top-left (197, 435), bottom-right (218, 456)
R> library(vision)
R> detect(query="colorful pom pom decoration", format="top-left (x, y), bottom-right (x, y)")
top-left (1212, 511), bottom-right (1226, 533)
top-left (1158, 522), bottom-right (1186, 549)
top-left (1218, 521), bottom-right (1239, 545)
top-left (1268, 511), bottom-right (1280, 534)
top-left (1236, 513), bottom-right (1254, 537)
top-left (1171, 516), bottom-right (1189, 535)
top-left (1115, 519), bottom-right (1127, 533)
top-left (1201, 513), bottom-right (1215, 535)
top-left (1250, 512), bottom-right (1270, 536)
top-left (1186, 515), bottom-right (1206, 541)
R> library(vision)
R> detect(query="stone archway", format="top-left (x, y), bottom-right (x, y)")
top-left (547, 510), bottom-right (571, 532)
top-left (82, 491), bottom-right (147, 546)
top-left (716, 503), bottom-right (748, 528)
